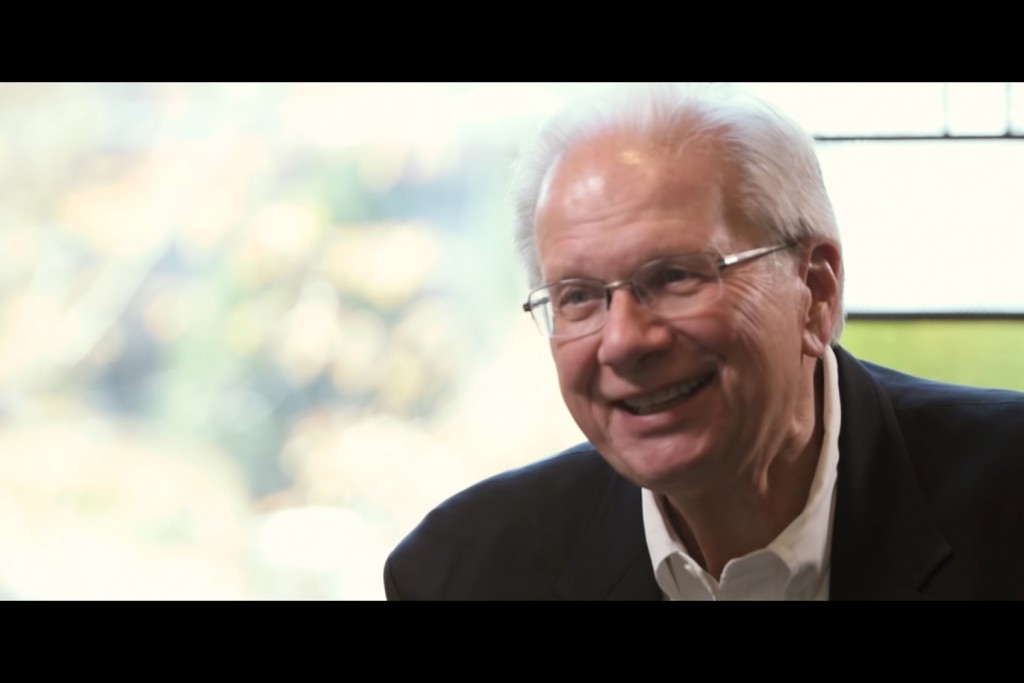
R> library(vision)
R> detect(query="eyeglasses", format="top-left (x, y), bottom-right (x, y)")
top-left (523, 241), bottom-right (797, 340)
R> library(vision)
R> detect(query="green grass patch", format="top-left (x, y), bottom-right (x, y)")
top-left (840, 319), bottom-right (1024, 392)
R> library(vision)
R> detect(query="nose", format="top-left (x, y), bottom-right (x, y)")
top-left (596, 287), bottom-right (673, 370)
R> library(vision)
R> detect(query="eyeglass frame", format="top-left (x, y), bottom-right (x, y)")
top-left (522, 240), bottom-right (799, 339)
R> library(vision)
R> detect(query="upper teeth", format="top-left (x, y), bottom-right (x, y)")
top-left (623, 374), bottom-right (712, 412)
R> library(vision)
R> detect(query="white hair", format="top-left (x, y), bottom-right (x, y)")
top-left (509, 82), bottom-right (845, 340)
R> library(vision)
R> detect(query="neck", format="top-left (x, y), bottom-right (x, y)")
top-left (664, 357), bottom-right (826, 579)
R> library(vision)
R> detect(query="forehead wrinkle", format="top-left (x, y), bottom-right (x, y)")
top-left (554, 150), bottom-right (716, 228)
top-left (536, 129), bottom-right (746, 284)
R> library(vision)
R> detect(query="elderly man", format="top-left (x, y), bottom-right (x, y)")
top-left (384, 84), bottom-right (1024, 600)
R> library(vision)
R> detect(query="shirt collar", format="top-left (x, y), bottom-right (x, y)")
top-left (642, 345), bottom-right (842, 600)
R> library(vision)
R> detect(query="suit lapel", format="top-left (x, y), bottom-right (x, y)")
top-left (829, 346), bottom-right (951, 599)
top-left (554, 468), bottom-right (661, 600)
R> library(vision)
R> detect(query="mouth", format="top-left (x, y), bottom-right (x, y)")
top-left (618, 371), bottom-right (716, 416)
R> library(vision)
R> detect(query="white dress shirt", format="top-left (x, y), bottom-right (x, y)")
top-left (642, 346), bottom-right (842, 600)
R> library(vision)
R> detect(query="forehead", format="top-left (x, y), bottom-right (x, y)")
top-left (539, 129), bottom-right (722, 208)
top-left (534, 130), bottom-right (746, 278)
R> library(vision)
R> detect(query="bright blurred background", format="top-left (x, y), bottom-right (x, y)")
top-left (1, 82), bottom-right (1021, 600)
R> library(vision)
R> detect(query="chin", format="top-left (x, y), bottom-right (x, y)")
top-left (598, 433), bottom-right (716, 493)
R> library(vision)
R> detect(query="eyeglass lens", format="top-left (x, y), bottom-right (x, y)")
top-left (529, 253), bottom-right (723, 339)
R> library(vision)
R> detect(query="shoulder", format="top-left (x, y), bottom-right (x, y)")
top-left (860, 355), bottom-right (1024, 413)
top-left (856, 355), bottom-right (1024, 452)
top-left (384, 443), bottom-right (624, 600)
top-left (837, 345), bottom-right (1024, 439)
top-left (864, 357), bottom-right (1024, 496)
top-left (833, 347), bottom-right (1024, 597)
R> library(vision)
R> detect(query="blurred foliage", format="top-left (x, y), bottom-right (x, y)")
top-left (0, 82), bottom-right (556, 598)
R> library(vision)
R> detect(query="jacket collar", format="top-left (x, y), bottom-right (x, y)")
top-left (555, 466), bottom-right (662, 600)
top-left (829, 345), bottom-right (951, 599)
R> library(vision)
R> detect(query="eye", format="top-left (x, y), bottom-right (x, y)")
top-left (663, 267), bottom-right (693, 283)
top-left (651, 264), bottom-right (704, 294)
top-left (558, 285), bottom-right (599, 306)
top-left (554, 283), bottom-right (603, 319)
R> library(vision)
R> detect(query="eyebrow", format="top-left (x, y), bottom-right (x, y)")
top-left (546, 247), bottom-right (697, 283)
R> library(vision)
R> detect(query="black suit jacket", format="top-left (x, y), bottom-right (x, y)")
top-left (384, 347), bottom-right (1024, 600)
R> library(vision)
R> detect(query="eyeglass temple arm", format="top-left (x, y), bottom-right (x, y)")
top-left (718, 240), bottom-right (798, 269)
top-left (523, 296), bottom-right (550, 313)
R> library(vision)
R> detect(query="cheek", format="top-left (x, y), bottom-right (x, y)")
top-left (725, 279), bottom-right (805, 352)
top-left (665, 307), bottom-right (739, 359)
top-left (723, 306), bottom-right (807, 415)
top-left (552, 340), bottom-right (598, 399)
top-left (681, 291), bottom-right (803, 401)
top-left (551, 340), bottom-right (607, 443)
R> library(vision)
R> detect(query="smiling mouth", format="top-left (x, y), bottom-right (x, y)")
top-left (619, 371), bottom-right (716, 416)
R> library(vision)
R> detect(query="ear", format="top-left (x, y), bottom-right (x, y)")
top-left (799, 240), bottom-right (841, 359)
